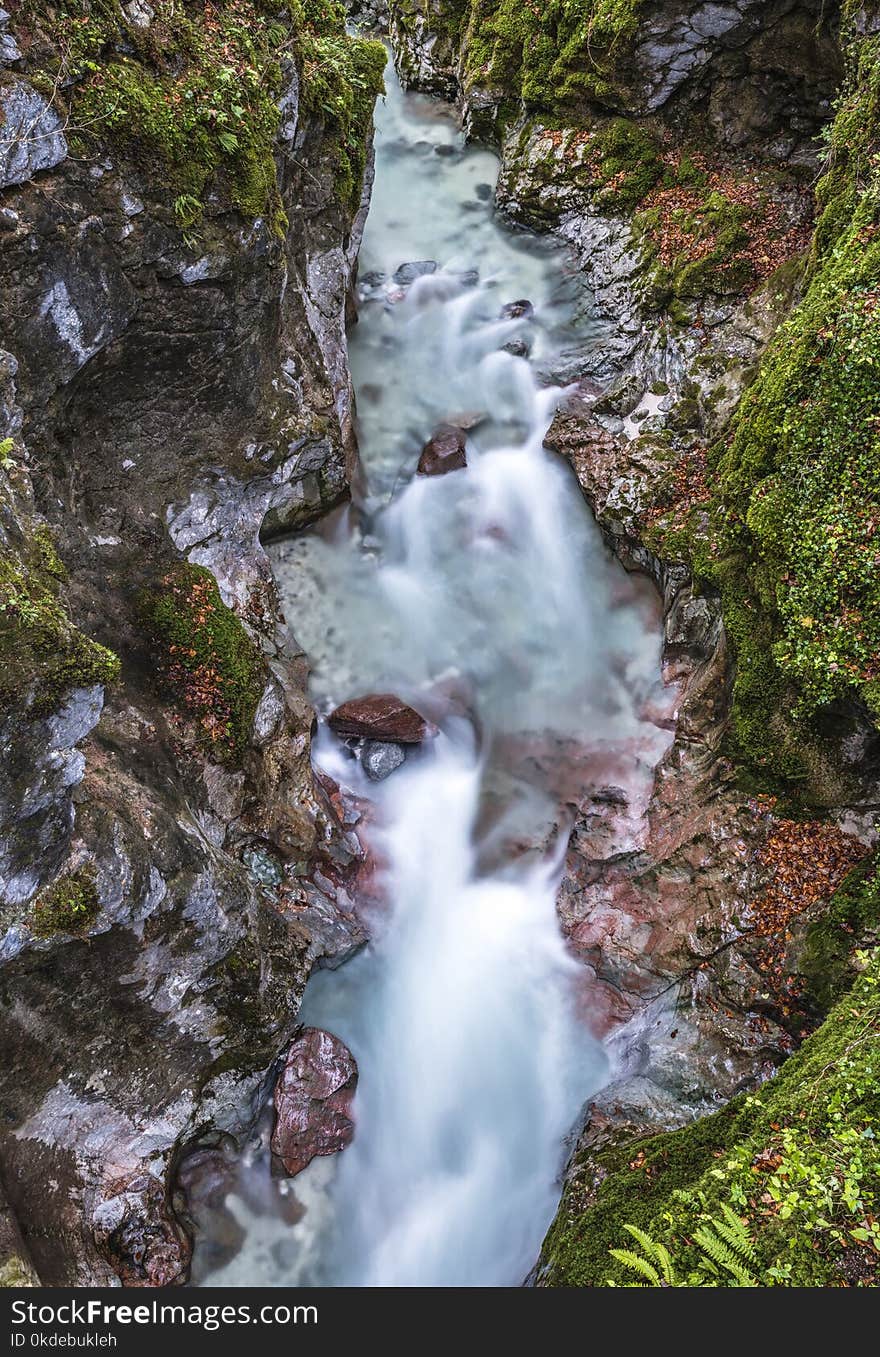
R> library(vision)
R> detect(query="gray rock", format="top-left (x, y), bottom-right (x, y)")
top-left (0, 33), bottom-right (21, 66)
top-left (123, 0), bottom-right (155, 29)
top-left (0, 83), bottom-right (67, 188)
top-left (361, 740), bottom-right (406, 781)
top-left (393, 260), bottom-right (438, 284)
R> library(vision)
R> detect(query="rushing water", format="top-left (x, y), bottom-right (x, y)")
top-left (195, 56), bottom-right (672, 1288)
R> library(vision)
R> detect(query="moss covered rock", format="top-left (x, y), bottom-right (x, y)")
top-left (12, 0), bottom-right (386, 227)
top-left (651, 1), bottom-right (880, 786)
top-left (140, 562), bottom-right (265, 767)
top-left (0, 492), bottom-right (120, 717)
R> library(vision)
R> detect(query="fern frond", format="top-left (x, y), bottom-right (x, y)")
top-left (621, 1223), bottom-right (676, 1281)
top-left (692, 1225), bottom-right (757, 1286)
top-left (608, 1247), bottom-right (661, 1285)
top-left (713, 1204), bottom-right (758, 1263)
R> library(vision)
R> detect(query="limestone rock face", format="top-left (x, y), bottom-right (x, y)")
top-left (0, 13), bottom-right (374, 1284)
top-left (0, 83), bottom-right (67, 188)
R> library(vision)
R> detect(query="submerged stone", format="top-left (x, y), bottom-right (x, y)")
top-left (393, 260), bottom-right (438, 284)
top-left (361, 740), bottom-right (406, 781)
top-left (417, 424), bottom-right (468, 476)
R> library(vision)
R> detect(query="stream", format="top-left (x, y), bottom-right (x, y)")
top-left (194, 55), bottom-right (673, 1288)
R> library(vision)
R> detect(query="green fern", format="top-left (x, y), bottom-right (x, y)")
top-left (609, 1209), bottom-right (758, 1287)
top-left (691, 1211), bottom-right (758, 1287)
top-left (609, 1223), bottom-right (677, 1286)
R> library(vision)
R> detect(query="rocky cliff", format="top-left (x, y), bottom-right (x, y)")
top-left (0, 1), bottom-right (383, 1285)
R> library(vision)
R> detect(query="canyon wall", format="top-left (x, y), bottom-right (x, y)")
top-left (0, 1), bottom-right (383, 1284)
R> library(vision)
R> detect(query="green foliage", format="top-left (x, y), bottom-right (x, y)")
top-left (30, 866), bottom-right (100, 938)
top-left (609, 1207), bottom-right (758, 1286)
top-left (0, 523), bottom-right (120, 716)
top-left (140, 562), bottom-right (265, 767)
top-left (543, 947), bottom-right (880, 1287)
top-left (609, 1223), bottom-right (676, 1285)
top-left (297, 24), bottom-right (387, 210)
top-left (16, 0), bottom-right (385, 229)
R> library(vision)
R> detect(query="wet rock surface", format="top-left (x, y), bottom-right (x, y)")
top-left (361, 740), bottom-right (407, 780)
top-left (271, 1028), bottom-right (358, 1177)
top-left (0, 83), bottom-right (67, 188)
top-left (329, 693), bottom-right (431, 743)
top-left (417, 424), bottom-right (468, 476)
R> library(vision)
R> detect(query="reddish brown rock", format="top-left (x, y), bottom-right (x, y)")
top-left (271, 1028), bottom-right (358, 1177)
top-left (417, 424), bottom-right (467, 476)
top-left (328, 693), bottom-right (430, 743)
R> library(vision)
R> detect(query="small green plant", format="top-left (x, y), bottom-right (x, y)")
top-left (0, 437), bottom-right (14, 470)
top-left (31, 866), bottom-right (100, 938)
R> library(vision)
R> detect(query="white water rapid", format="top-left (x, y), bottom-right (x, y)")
top-left (194, 52), bottom-right (673, 1289)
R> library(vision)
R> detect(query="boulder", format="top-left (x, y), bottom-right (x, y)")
top-left (328, 693), bottom-right (430, 743)
top-left (417, 424), bottom-right (468, 476)
top-left (271, 1029), bottom-right (358, 1177)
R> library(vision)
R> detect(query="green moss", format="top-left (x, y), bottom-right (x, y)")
top-left (140, 562), bottom-right (265, 767)
top-left (0, 524), bottom-right (121, 717)
top-left (454, 0), bottom-right (644, 110)
top-left (799, 850), bottom-right (880, 1019)
top-left (585, 117), bottom-right (663, 210)
top-left (31, 866), bottom-right (100, 938)
top-left (14, 0), bottom-right (385, 229)
top-left (647, 6), bottom-right (880, 788)
top-left (637, 189), bottom-right (755, 307)
top-left (297, 18), bottom-right (387, 211)
top-left (543, 947), bottom-right (880, 1286)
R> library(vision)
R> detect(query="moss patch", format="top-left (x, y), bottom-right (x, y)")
top-left (543, 945), bottom-right (880, 1286)
top-left (455, 0), bottom-right (643, 110)
top-left (11, 0), bottom-right (385, 228)
top-left (140, 562), bottom-right (265, 767)
top-left (31, 865), bottom-right (100, 937)
top-left (799, 849), bottom-right (880, 1019)
top-left (0, 511), bottom-right (120, 717)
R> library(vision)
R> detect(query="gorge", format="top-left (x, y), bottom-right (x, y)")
top-left (0, 0), bottom-right (878, 1290)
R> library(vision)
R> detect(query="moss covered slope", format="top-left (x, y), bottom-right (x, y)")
top-left (621, 2), bottom-right (879, 790)
top-left (393, 0), bottom-right (643, 109)
top-left (10, 0), bottom-right (386, 227)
